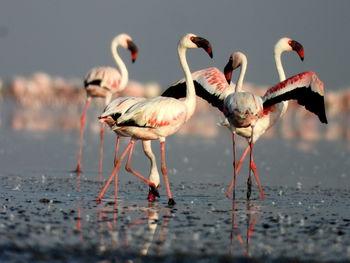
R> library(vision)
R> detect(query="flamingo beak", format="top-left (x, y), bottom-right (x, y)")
top-left (127, 40), bottom-right (138, 63)
top-left (290, 40), bottom-right (304, 61)
top-left (147, 185), bottom-right (160, 201)
top-left (191, 36), bottom-right (213, 58)
top-left (224, 57), bottom-right (234, 84)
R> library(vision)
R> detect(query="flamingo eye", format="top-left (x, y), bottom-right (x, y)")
top-left (288, 40), bottom-right (293, 46)
top-left (190, 36), bottom-right (195, 41)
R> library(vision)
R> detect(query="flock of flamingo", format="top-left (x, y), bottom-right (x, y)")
top-left (2, 33), bottom-right (331, 205)
top-left (53, 32), bottom-right (327, 206)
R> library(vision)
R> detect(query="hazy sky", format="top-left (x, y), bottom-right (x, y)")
top-left (0, 0), bottom-right (349, 90)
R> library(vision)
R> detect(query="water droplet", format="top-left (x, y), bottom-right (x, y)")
top-left (297, 182), bottom-right (302, 190)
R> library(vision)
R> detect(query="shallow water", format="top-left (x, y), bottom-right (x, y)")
top-left (0, 100), bottom-right (349, 262)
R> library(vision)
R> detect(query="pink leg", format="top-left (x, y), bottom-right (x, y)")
top-left (250, 155), bottom-right (265, 200)
top-left (230, 133), bottom-right (237, 200)
top-left (114, 166), bottom-right (119, 202)
top-left (125, 142), bottom-right (157, 187)
top-left (246, 127), bottom-right (265, 200)
top-left (160, 141), bottom-right (175, 205)
top-left (96, 140), bottom-right (134, 202)
top-left (247, 140), bottom-right (253, 200)
top-left (114, 136), bottom-right (120, 167)
top-left (75, 98), bottom-right (91, 174)
top-left (98, 122), bottom-right (106, 181)
top-left (226, 145), bottom-right (250, 198)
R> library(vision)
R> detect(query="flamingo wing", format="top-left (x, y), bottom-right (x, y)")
top-left (162, 67), bottom-right (234, 112)
top-left (263, 72), bottom-right (328, 124)
top-left (117, 97), bottom-right (186, 128)
top-left (84, 66), bottom-right (121, 91)
top-left (101, 96), bottom-right (146, 120)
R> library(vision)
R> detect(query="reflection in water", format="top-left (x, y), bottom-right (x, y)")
top-left (75, 176), bottom-right (84, 242)
top-left (229, 200), bottom-right (260, 257)
top-left (93, 200), bottom-right (172, 256)
top-left (4, 73), bottom-right (350, 145)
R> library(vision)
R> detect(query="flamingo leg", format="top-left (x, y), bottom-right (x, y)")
top-left (226, 145), bottom-right (250, 198)
top-left (250, 155), bottom-right (265, 200)
top-left (124, 141), bottom-right (157, 187)
top-left (114, 136), bottom-right (121, 167)
top-left (142, 140), bottom-right (160, 201)
top-left (98, 122), bottom-right (106, 181)
top-left (247, 127), bottom-right (254, 200)
top-left (231, 133), bottom-right (237, 200)
top-left (96, 139), bottom-right (134, 202)
top-left (75, 97), bottom-right (91, 174)
top-left (160, 141), bottom-right (175, 205)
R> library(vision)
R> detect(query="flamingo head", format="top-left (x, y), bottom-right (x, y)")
top-left (224, 56), bottom-right (234, 84)
top-left (112, 33), bottom-right (139, 63)
top-left (147, 185), bottom-right (160, 201)
top-left (224, 51), bottom-right (247, 84)
top-left (275, 37), bottom-right (304, 61)
top-left (180, 33), bottom-right (213, 58)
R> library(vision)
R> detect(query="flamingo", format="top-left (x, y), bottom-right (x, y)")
top-left (96, 33), bottom-right (213, 205)
top-left (98, 96), bottom-right (161, 201)
top-left (162, 38), bottom-right (327, 200)
top-left (74, 33), bottom-right (138, 175)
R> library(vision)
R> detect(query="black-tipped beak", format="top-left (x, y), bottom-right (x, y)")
top-left (290, 40), bottom-right (304, 61)
top-left (127, 40), bottom-right (138, 63)
top-left (191, 36), bottom-right (213, 58)
top-left (223, 57), bottom-right (234, 84)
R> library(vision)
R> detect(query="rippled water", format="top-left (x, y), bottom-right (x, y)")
top-left (0, 99), bottom-right (349, 262)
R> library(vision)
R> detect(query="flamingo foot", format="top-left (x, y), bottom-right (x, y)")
top-left (73, 164), bottom-right (82, 174)
top-left (147, 185), bottom-right (160, 201)
top-left (247, 177), bottom-right (252, 200)
top-left (168, 198), bottom-right (176, 206)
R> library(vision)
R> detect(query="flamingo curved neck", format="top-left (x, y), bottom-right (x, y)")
top-left (274, 49), bottom-right (288, 115)
top-left (274, 50), bottom-right (286, 81)
top-left (235, 58), bottom-right (247, 93)
top-left (178, 46), bottom-right (196, 121)
top-left (111, 42), bottom-right (129, 90)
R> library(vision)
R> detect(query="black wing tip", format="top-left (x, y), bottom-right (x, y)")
top-left (319, 112), bottom-right (328, 124)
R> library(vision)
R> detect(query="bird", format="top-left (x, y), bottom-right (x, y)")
top-left (162, 38), bottom-right (327, 200)
top-left (98, 96), bottom-right (161, 201)
top-left (96, 33), bottom-right (213, 205)
top-left (74, 33), bottom-right (138, 175)
top-left (222, 52), bottom-right (265, 200)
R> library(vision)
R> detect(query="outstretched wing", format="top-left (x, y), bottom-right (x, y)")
top-left (161, 67), bottom-right (234, 112)
top-left (263, 72), bottom-right (328, 124)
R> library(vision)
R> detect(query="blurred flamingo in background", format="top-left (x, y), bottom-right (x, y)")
top-left (74, 33), bottom-right (138, 175)
top-left (96, 33), bottom-right (213, 205)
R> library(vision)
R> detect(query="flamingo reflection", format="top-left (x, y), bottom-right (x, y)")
top-left (96, 200), bottom-right (172, 256)
top-left (229, 200), bottom-right (259, 257)
top-left (74, 175), bottom-right (84, 242)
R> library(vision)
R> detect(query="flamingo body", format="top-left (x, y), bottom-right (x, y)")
top-left (224, 92), bottom-right (263, 128)
top-left (84, 66), bottom-right (121, 99)
top-left (116, 97), bottom-right (188, 140)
